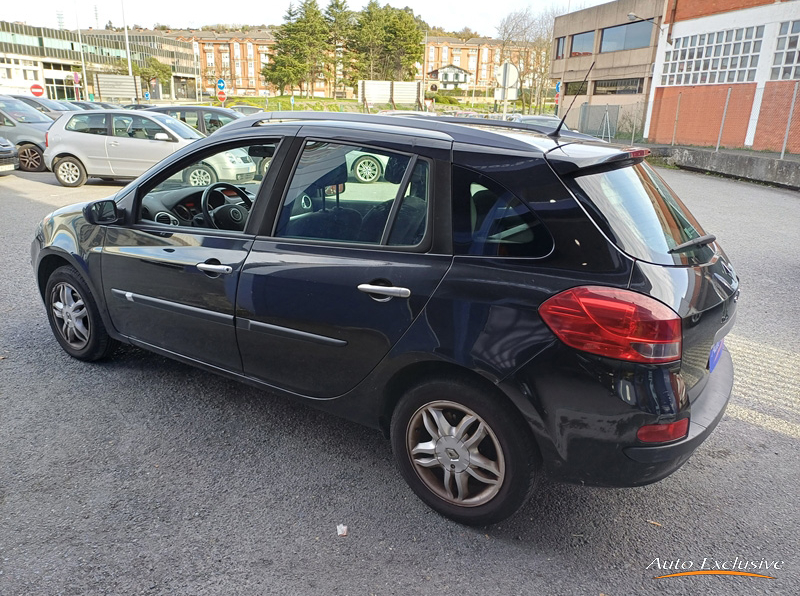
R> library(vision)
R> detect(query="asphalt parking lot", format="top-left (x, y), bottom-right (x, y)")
top-left (1, 167), bottom-right (798, 595)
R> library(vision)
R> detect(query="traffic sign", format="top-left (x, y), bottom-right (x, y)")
top-left (30, 84), bottom-right (44, 97)
top-left (144, 91), bottom-right (151, 101)
top-left (217, 79), bottom-right (226, 91)
top-left (555, 92), bottom-right (560, 105)
top-left (290, 95), bottom-right (295, 105)
top-left (555, 81), bottom-right (561, 93)
top-left (494, 63), bottom-right (519, 88)
top-left (217, 89), bottom-right (227, 103)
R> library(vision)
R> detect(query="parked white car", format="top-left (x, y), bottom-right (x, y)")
top-left (44, 110), bottom-right (255, 187)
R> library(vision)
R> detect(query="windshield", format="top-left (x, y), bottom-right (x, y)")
top-left (56, 101), bottom-right (82, 111)
top-left (571, 161), bottom-right (714, 266)
top-left (519, 116), bottom-right (570, 131)
top-left (0, 98), bottom-right (52, 123)
top-left (150, 113), bottom-right (204, 139)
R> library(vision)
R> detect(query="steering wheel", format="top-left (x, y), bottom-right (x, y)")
top-left (200, 182), bottom-right (253, 231)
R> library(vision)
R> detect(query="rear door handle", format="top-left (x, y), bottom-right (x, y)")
top-left (197, 263), bottom-right (233, 275)
top-left (357, 284), bottom-right (411, 299)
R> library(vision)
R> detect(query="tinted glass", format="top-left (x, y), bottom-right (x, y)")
top-left (453, 166), bottom-right (553, 258)
top-left (572, 162), bottom-right (713, 265)
top-left (203, 111), bottom-right (237, 133)
top-left (0, 98), bottom-right (51, 123)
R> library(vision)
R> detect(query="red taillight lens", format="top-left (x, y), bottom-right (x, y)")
top-left (45, 132), bottom-right (49, 147)
top-left (637, 418), bottom-right (689, 443)
top-left (539, 286), bottom-right (681, 363)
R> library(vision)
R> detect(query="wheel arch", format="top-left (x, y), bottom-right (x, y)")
top-left (17, 139), bottom-right (45, 151)
top-left (36, 251), bottom-right (84, 300)
top-left (377, 360), bottom-right (520, 438)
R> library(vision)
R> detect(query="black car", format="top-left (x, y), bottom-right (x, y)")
top-left (31, 112), bottom-right (738, 525)
top-left (146, 105), bottom-right (243, 135)
top-left (0, 135), bottom-right (19, 174)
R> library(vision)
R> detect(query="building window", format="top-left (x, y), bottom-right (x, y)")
top-left (205, 52), bottom-right (214, 67)
top-left (772, 20), bottom-right (800, 80)
top-left (564, 81), bottom-right (589, 95)
top-left (663, 25), bottom-right (764, 86)
top-left (442, 46), bottom-right (448, 59)
top-left (234, 43), bottom-right (241, 59)
top-left (482, 47), bottom-right (488, 61)
top-left (600, 20), bottom-right (653, 53)
top-left (453, 55), bottom-right (460, 66)
top-left (247, 42), bottom-right (254, 58)
top-left (555, 37), bottom-right (565, 60)
top-left (594, 78), bottom-right (644, 94)
top-left (570, 31), bottom-right (594, 57)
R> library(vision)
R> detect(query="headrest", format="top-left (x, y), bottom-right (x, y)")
top-left (315, 162), bottom-right (348, 188)
top-left (383, 156), bottom-right (409, 184)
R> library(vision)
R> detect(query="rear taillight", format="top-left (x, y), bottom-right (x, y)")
top-left (539, 286), bottom-right (681, 363)
top-left (637, 418), bottom-right (689, 443)
top-left (45, 132), bottom-right (49, 147)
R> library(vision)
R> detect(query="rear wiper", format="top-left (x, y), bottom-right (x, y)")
top-left (668, 234), bottom-right (716, 254)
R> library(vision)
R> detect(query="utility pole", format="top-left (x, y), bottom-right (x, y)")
top-left (121, 0), bottom-right (138, 101)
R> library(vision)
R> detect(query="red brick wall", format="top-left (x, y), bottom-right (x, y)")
top-left (665, 0), bottom-right (775, 24)
top-left (649, 85), bottom-right (756, 147)
top-left (752, 81), bottom-right (800, 153)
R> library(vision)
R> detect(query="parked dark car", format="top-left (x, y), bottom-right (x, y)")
top-left (124, 104), bottom-right (153, 110)
top-left (146, 105), bottom-right (243, 135)
top-left (31, 112), bottom-right (737, 526)
top-left (0, 136), bottom-right (19, 174)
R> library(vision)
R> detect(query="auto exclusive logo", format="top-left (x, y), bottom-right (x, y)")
top-left (647, 557), bottom-right (784, 579)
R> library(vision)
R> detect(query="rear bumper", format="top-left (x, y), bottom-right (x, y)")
top-left (623, 346), bottom-right (733, 465)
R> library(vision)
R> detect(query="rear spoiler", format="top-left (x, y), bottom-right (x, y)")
top-left (545, 146), bottom-right (651, 177)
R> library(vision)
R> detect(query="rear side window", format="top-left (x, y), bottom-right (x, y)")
top-left (66, 114), bottom-right (107, 135)
top-left (571, 162), bottom-right (713, 265)
top-left (452, 166), bottom-right (553, 258)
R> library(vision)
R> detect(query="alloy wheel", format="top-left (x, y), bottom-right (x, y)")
top-left (354, 157), bottom-right (380, 183)
top-left (406, 400), bottom-right (505, 506)
top-left (50, 281), bottom-right (90, 350)
top-left (19, 147), bottom-right (41, 170)
top-left (188, 168), bottom-right (212, 186)
top-left (57, 161), bottom-right (81, 185)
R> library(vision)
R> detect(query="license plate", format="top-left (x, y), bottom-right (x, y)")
top-left (0, 164), bottom-right (14, 172)
top-left (709, 340), bottom-right (724, 372)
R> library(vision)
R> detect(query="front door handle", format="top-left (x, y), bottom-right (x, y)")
top-left (357, 283), bottom-right (411, 299)
top-left (109, 141), bottom-right (119, 147)
top-left (197, 262), bottom-right (233, 275)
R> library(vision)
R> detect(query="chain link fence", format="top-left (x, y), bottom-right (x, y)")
top-left (576, 82), bottom-right (800, 158)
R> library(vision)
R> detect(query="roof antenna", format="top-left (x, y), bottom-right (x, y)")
top-left (549, 62), bottom-right (594, 139)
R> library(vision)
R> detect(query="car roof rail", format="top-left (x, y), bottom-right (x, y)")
top-left (219, 110), bottom-right (590, 151)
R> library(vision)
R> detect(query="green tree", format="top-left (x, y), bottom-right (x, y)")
top-left (350, 2), bottom-right (422, 81)
top-left (325, 0), bottom-right (353, 97)
top-left (265, 1), bottom-right (328, 96)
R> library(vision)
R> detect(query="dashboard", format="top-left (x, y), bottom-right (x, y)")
top-left (140, 185), bottom-right (255, 228)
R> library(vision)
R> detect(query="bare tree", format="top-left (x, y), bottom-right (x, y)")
top-left (496, 6), bottom-right (562, 114)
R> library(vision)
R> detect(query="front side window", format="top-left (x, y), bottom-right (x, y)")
top-left (452, 166), bottom-right (553, 258)
top-left (139, 141), bottom-right (270, 230)
top-left (65, 113), bottom-right (107, 135)
top-left (111, 115), bottom-right (169, 140)
top-left (275, 141), bottom-right (429, 246)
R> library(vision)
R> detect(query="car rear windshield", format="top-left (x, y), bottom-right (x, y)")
top-left (570, 161), bottom-right (714, 266)
top-left (150, 113), bottom-right (203, 139)
top-left (0, 98), bottom-right (52, 123)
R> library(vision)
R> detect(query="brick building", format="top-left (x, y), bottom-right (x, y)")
top-left (164, 29), bottom-right (277, 98)
top-left (643, 0), bottom-right (800, 152)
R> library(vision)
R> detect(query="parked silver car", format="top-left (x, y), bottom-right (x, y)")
top-left (9, 95), bottom-right (82, 120)
top-left (43, 110), bottom-right (256, 187)
top-left (0, 96), bottom-right (52, 171)
top-left (0, 136), bottom-right (19, 175)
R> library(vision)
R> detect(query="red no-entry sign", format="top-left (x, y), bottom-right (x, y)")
top-left (30, 84), bottom-right (45, 97)
top-left (217, 90), bottom-right (227, 103)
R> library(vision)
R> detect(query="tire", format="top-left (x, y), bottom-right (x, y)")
top-left (352, 155), bottom-right (381, 183)
top-left (183, 164), bottom-right (217, 187)
top-left (44, 265), bottom-right (115, 361)
top-left (17, 144), bottom-right (45, 172)
top-left (391, 378), bottom-right (540, 526)
top-left (54, 156), bottom-right (87, 187)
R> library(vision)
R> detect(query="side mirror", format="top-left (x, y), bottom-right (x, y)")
top-left (84, 199), bottom-right (121, 225)
top-left (154, 132), bottom-right (172, 142)
top-left (324, 183), bottom-right (345, 196)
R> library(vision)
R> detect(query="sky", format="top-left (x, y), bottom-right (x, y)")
top-left (3, 0), bottom-right (612, 36)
